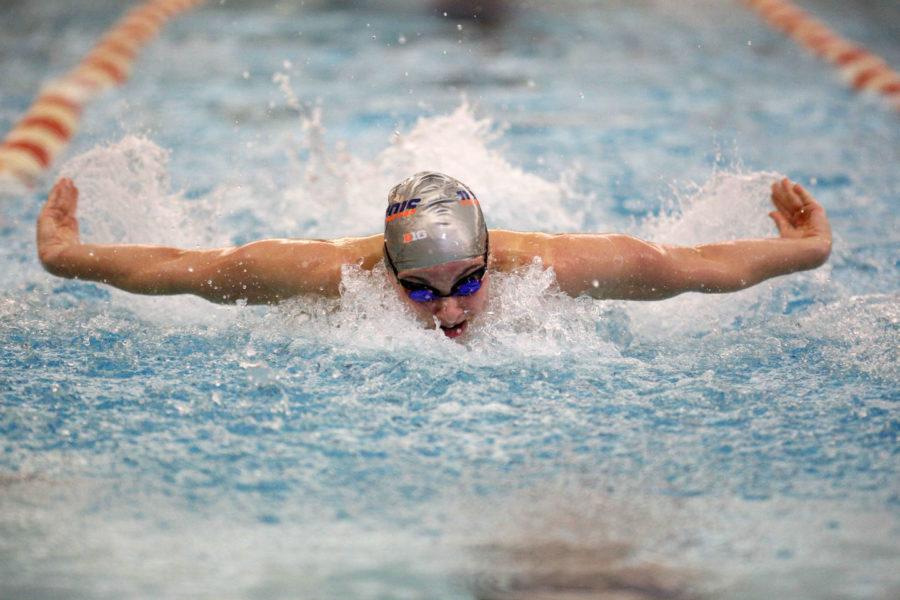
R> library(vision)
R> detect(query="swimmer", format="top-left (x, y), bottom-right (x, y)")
top-left (37, 171), bottom-right (831, 339)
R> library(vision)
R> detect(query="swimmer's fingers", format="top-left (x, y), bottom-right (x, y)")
top-left (771, 177), bottom-right (811, 224)
top-left (47, 178), bottom-right (78, 214)
top-left (794, 183), bottom-right (831, 241)
top-left (42, 178), bottom-right (80, 236)
top-left (770, 178), bottom-right (791, 217)
top-left (770, 178), bottom-right (803, 238)
top-left (38, 179), bottom-right (81, 263)
top-left (793, 182), bottom-right (819, 213)
top-left (768, 210), bottom-right (793, 237)
top-left (772, 177), bottom-right (803, 217)
top-left (769, 178), bottom-right (831, 242)
top-left (785, 181), bottom-right (827, 227)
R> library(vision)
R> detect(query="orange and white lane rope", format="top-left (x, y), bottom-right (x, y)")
top-left (0, 0), bottom-right (206, 185)
top-left (744, 0), bottom-right (900, 111)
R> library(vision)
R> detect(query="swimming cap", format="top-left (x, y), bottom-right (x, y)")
top-left (383, 171), bottom-right (488, 272)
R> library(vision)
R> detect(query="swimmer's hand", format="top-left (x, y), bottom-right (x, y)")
top-left (769, 177), bottom-right (832, 255)
top-left (37, 178), bottom-right (82, 276)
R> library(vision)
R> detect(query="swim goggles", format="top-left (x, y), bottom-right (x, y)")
top-left (384, 237), bottom-right (489, 303)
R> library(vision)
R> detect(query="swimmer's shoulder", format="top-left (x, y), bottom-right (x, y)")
top-left (331, 233), bottom-right (384, 270)
top-left (489, 229), bottom-right (627, 273)
top-left (489, 228), bottom-right (557, 271)
top-left (245, 234), bottom-right (384, 272)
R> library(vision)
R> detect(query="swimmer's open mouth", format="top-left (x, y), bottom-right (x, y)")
top-left (440, 320), bottom-right (468, 338)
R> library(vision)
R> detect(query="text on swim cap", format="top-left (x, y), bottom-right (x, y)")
top-left (403, 230), bottom-right (428, 243)
top-left (385, 198), bottom-right (422, 222)
top-left (385, 191), bottom-right (479, 223)
top-left (457, 189), bottom-right (479, 207)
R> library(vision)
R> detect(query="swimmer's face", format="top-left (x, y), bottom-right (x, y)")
top-left (389, 256), bottom-right (490, 339)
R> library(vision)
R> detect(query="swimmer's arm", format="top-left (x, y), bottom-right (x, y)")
top-left (37, 178), bottom-right (384, 304)
top-left (493, 178), bottom-right (832, 300)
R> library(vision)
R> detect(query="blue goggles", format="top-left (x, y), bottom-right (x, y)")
top-left (384, 243), bottom-right (488, 303)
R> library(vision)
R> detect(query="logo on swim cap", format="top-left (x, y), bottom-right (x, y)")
top-left (456, 188), bottom-right (480, 208)
top-left (385, 197), bottom-right (422, 222)
top-left (383, 171), bottom-right (488, 272)
top-left (403, 230), bottom-right (427, 243)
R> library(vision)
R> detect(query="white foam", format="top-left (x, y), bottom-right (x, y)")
top-left (639, 170), bottom-right (779, 245)
top-left (57, 136), bottom-right (237, 325)
top-left (60, 136), bottom-right (218, 247)
top-left (271, 97), bottom-right (590, 239)
top-left (796, 293), bottom-right (899, 381)
top-left (258, 260), bottom-right (622, 365)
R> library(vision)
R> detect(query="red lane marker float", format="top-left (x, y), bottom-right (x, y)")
top-left (82, 56), bottom-right (129, 84)
top-left (19, 117), bottom-right (73, 141)
top-left (2, 140), bottom-right (52, 168)
top-left (35, 94), bottom-right (83, 115)
top-left (743, 0), bottom-right (900, 112)
top-left (97, 38), bottom-right (139, 60)
top-left (0, 0), bottom-right (206, 186)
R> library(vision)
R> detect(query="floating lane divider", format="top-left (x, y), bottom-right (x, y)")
top-left (0, 0), bottom-right (206, 185)
top-left (744, 0), bottom-right (900, 112)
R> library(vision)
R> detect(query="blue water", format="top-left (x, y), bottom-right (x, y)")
top-left (1, 1), bottom-right (898, 598)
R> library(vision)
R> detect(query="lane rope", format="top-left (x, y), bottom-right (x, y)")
top-left (0, 0), bottom-right (206, 185)
top-left (743, 0), bottom-right (900, 112)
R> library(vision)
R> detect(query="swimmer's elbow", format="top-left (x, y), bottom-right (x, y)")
top-left (39, 250), bottom-right (72, 279)
top-left (623, 243), bottom-right (694, 299)
top-left (642, 247), bottom-right (739, 298)
top-left (184, 241), bottom-right (329, 304)
top-left (680, 256), bottom-right (756, 295)
top-left (179, 246), bottom-right (264, 304)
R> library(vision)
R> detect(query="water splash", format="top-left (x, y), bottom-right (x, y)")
top-left (624, 171), bottom-right (833, 340)
top-left (272, 98), bottom-right (590, 239)
top-left (51, 113), bottom-right (859, 366)
top-left (59, 137), bottom-right (203, 246)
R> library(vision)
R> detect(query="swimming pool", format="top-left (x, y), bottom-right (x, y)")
top-left (1, 0), bottom-right (898, 598)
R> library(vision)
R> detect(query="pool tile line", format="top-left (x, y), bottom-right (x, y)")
top-left (743, 0), bottom-right (900, 112)
top-left (0, 0), bottom-right (206, 187)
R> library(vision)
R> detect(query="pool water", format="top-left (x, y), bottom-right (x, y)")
top-left (1, 1), bottom-right (898, 598)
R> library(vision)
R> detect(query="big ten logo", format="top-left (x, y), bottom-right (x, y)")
top-left (403, 230), bottom-right (427, 243)
top-left (456, 189), bottom-right (479, 206)
top-left (385, 197), bottom-right (421, 222)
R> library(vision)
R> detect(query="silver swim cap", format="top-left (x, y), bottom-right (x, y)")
top-left (383, 171), bottom-right (488, 272)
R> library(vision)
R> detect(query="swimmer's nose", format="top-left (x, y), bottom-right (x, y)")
top-left (433, 296), bottom-right (465, 324)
